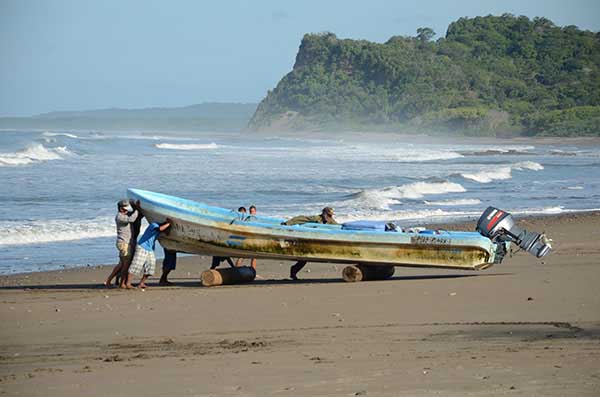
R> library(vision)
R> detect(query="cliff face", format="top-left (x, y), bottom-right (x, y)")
top-left (248, 15), bottom-right (600, 136)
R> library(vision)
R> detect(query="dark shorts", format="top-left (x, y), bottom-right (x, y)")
top-left (162, 248), bottom-right (177, 271)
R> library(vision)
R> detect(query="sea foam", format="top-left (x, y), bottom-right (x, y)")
top-left (0, 217), bottom-right (115, 246)
top-left (461, 161), bottom-right (543, 183)
top-left (424, 198), bottom-right (481, 206)
top-left (339, 208), bottom-right (479, 223)
top-left (348, 181), bottom-right (466, 210)
top-left (382, 150), bottom-right (463, 162)
top-left (461, 145), bottom-right (536, 156)
top-left (155, 143), bottom-right (219, 150)
top-left (0, 144), bottom-right (72, 166)
top-left (42, 131), bottom-right (79, 139)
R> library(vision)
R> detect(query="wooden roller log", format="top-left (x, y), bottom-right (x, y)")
top-left (201, 266), bottom-right (256, 287)
top-left (342, 265), bottom-right (395, 282)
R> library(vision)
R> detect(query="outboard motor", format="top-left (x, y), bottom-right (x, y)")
top-left (476, 207), bottom-right (552, 258)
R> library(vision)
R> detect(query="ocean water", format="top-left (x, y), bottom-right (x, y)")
top-left (1, 129), bottom-right (599, 274)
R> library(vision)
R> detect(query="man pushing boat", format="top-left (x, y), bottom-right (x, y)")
top-left (282, 207), bottom-right (339, 280)
top-left (125, 217), bottom-right (173, 289)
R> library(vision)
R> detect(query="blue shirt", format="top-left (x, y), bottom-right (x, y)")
top-left (137, 223), bottom-right (161, 252)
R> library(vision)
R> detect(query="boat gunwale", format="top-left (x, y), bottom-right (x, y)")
top-left (128, 188), bottom-right (495, 251)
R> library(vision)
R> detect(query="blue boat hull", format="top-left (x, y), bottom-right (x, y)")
top-left (127, 189), bottom-right (501, 270)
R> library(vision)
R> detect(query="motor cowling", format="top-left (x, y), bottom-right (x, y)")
top-left (476, 207), bottom-right (552, 258)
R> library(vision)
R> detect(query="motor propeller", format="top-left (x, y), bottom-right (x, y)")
top-left (476, 207), bottom-right (552, 258)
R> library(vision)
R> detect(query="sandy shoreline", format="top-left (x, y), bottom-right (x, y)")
top-left (1, 212), bottom-right (599, 396)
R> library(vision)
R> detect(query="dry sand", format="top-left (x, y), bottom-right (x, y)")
top-left (1, 212), bottom-right (599, 396)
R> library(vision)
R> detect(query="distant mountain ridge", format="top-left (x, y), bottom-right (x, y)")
top-left (1, 103), bottom-right (257, 132)
top-left (35, 103), bottom-right (257, 120)
top-left (248, 14), bottom-right (600, 136)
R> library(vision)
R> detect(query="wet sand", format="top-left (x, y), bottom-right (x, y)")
top-left (1, 212), bottom-right (599, 396)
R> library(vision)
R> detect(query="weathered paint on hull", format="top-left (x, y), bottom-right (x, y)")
top-left (142, 207), bottom-right (494, 271)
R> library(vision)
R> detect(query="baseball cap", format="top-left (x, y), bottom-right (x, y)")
top-left (118, 199), bottom-right (133, 212)
top-left (322, 207), bottom-right (335, 216)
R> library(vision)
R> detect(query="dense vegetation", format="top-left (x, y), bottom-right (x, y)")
top-left (0, 103), bottom-right (257, 132)
top-left (249, 15), bottom-right (600, 136)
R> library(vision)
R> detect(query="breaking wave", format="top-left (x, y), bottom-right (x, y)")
top-left (382, 150), bottom-right (463, 162)
top-left (461, 146), bottom-right (536, 156)
top-left (461, 161), bottom-right (543, 183)
top-left (340, 208), bottom-right (479, 223)
top-left (307, 144), bottom-right (463, 162)
top-left (0, 217), bottom-right (115, 246)
top-left (549, 149), bottom-right (578, 156)
top-left (42, 131), bottom-right (79, 139)
top-left (0, 144), bottom-right (72, 166)
top-left (513, 206), bottom-right (566, 215)
top-left (347, 181), bottom-right (466, 210)
top-left (155, 143), bottom-right (219, 150)
top-left (424, 198), bottom-right (481, 206)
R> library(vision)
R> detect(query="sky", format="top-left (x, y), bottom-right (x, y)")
top-left (1, 0), bottom-right (599, 116)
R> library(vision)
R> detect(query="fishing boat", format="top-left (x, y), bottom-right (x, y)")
top-left (127, 189), bottom-right (551, 272)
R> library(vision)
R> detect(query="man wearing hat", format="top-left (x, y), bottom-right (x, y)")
top-left (282, 207), bottom-right (338, 280)
top-left (104, 199), bottom-right (141, 287)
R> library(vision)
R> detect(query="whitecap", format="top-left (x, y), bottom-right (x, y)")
top-left (510, 206), bottom-right (600, 216)
top-left (513, 206), bottom-right (564, 215)
top-left (549, 149), bottom-right (578, 156)
top-left (460, 167), bottom-right (513, 183)
top-left (424, 198), bottom-right (481, 206)
top-left (339, 208), bottom-right (479, 223)
top-left (155, 143), bottom-right (219, 150)
top-left (0, 144), bottom-right (72, 166)
top-left (42, 131), bottom-right (79, 139)
top-left (461, 161), bottom-right (543, 183)
top-left (347, 181), bottom-right (466, 210)
top-left (0, 217), bottom-right (115, 246)
top-left (512, 161), bottom-right (544, 171)
top-left (382, 150), bottom-right (464, 162)
top-left (460, 145), bottom-right (536, 156)
top-left (347, 191), bottom-right (402, 210)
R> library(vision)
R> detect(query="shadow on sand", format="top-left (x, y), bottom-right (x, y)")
top-left (0, 273), bottom-right (513, 291)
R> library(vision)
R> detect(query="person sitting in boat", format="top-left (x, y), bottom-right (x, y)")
top-left (245, 205), bottom-right (257, 222)
top-left (124, 218), bottom-right (172, 289)
top-left (282, 207), bottom-right (338, 280)
top-left (212, 206), bottom-right (248, 269)
top-left (235, 206), bottom-right (247, 221)
top-left (282, 207), bottom-right (338, 227)
top-left (236, 205), bottom-right (258, 269)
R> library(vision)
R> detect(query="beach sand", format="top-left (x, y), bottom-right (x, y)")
top-left (1, 212), bottom-right (599, 396)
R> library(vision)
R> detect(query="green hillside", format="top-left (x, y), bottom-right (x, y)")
top-left (248, 15), bottom-right (600, 136)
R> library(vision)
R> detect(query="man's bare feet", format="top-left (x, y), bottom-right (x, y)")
top-left (123, 283), bottom-right (135, 289)
top-left (138, 283), bottom-right (148, 289)
top-left (104, 280), bottom-right (112, 288)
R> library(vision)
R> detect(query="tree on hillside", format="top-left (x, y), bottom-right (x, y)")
top-left (249, 15), bottom-right (600, 136)
top-left (417, 27), bottom-right (436, 42)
